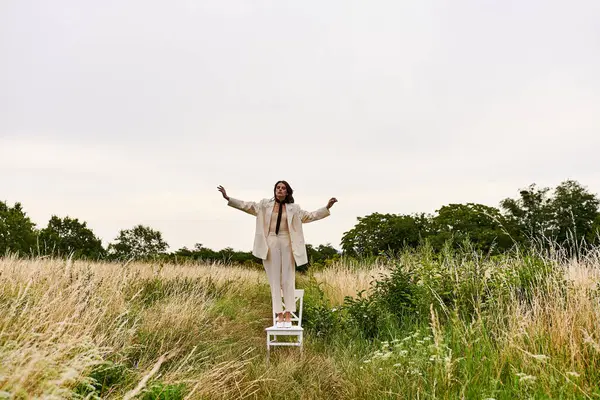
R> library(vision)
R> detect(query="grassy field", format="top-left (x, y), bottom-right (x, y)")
top-left (1, 248), bottom-right (599, 399)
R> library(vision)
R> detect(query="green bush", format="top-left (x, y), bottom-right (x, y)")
top-left (301, 278), bottom-right (343, 339)
top-left (371, 265), bottom-right (421, 318)
top-left (515, 255), bottom-right (565, 302)
top-left (141, 382), bottom-right (186, 400)
top-left (343, 290), bottom-right (388, 340)
top-left (75, 361), bottom-right (129, 398)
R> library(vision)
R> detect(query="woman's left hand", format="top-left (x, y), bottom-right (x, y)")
top-left (327, 197), bottom-right (338, 209)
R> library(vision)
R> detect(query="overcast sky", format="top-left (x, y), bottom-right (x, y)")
top-left (1, 0), bottom-right (599, 252)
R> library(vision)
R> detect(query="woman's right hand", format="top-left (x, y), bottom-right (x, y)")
top-left (217, 185), bottom-right (230, 201)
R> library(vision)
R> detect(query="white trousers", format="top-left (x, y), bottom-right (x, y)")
top-left (263, 232), bottom-right (296, 313)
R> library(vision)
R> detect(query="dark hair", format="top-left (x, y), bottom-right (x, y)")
top-left (273, 180), bottom-right (295, 203)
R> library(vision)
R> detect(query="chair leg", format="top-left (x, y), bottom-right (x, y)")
top-left (266, 336), bottom-right (270, 366)
top-left (266, 348), bottom-right (270, 366)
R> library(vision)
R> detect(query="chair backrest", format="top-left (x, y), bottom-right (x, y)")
top-left (272, 289), bottom-right (304, 327)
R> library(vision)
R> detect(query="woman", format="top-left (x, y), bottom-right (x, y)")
top-left (218, 181), bottom-right (337, 328)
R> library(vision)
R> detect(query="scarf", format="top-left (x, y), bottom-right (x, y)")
top-left (275, 198), bottom-right (286, 235)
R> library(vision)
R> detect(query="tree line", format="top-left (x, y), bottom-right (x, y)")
top-left (341, 180), bottom-right (600, 257)
top-left (2, 179), bottom-right (599, 266)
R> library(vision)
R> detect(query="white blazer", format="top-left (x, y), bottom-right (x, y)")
top-left (227, 198), bottom-right (331, 266)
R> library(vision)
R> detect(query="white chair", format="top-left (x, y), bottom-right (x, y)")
top-left (265, 289), bottom-right (304, 364)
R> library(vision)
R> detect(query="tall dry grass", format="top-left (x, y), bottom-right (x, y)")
top-left (500, 258), bottom-right (600, 382)
top-left (0, 257), bottom-right (267, 398)
top-left (310, 262), bottom-right (389, 305)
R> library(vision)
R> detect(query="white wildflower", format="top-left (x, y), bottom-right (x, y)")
top-left (520, 375), bottom-right (536, 383)
top-left (531, 354), bottom-right (550, 361)
top-left (516, 372), bottom-right (536, 383)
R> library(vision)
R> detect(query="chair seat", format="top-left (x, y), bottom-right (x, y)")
top-left (265, 325), bottom-right (304, 333)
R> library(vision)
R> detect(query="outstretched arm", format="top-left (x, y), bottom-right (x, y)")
top-left (218, 185), bottom-right (260, 216)
top-left (298, 197), bottom-right (338, 223)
